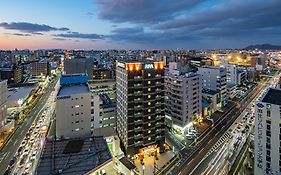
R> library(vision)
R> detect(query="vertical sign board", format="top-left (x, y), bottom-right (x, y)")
top-left (256, 102), bottom-right (264, 169)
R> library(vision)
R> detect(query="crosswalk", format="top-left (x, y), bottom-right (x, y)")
top-left (204, 132), bottom-right (231, 158)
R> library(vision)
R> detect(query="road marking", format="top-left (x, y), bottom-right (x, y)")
top-left (13, 140), bottom-right (18, 146)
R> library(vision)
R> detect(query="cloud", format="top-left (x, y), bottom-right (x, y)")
top-left (0, 22), bottom-right (69, 33)
top-left (86, 12), bottom-right (94, 16)
top-left (94, 0), bottom-right (281, 48)
top-left (95, 0), bottom-right (206, 24)
top-left (53, 38), bottom-right (70, 41)
top-left (12, 33), bottom-right (32, 36)
top-left (55, 32), bottom-right (105, 40)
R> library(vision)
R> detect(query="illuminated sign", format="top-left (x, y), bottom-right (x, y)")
top-left (117, 62), bottom-right (125, 68)
top-left (144, 64), bottom-right (154, 69)
top-left (256, 104), bottom-right (264, 169)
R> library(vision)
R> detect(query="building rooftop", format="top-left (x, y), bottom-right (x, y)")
top-left (262, 88), bottom-right (281, 105)
top-left (100, 94), bottom-right (116, 108)
top-left (36, 136), bottom-right (112, 175)
top-left (58, 84), bottom-right (89, 96)
top-left (202, 89), bottom-right (218, 95)
top-left (119, 157), bottom-right (136, 170)
top-left (60, 74), bottom-right (88, 85)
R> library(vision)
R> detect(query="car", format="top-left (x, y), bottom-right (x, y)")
top-left (9, 157), bottom-right (17, 167)
top-left (185, 134), bottom-right (195, 140)
top-left (18, 146), bottom-right (23, 153)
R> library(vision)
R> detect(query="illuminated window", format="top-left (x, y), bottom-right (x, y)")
top-left (148, 116), bottom-right (151, 119)
top-left (148, 81), bottom-right (151, 84)
top-left (148, 73), bottom-right (151, 77)
top-left (148, 95), bottom-right (151, 98)
top-left (148, 130), bottom-right (151, 133)
top-left (148, 123), bottom-right (151, 126)
top-left (148, 102), bottom-right (151, 105)
top-left (148, 109), bottom-right (151, 112)
top-left (148, 137), bottom-right (151, 141)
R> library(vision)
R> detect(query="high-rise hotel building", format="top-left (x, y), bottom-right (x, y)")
top-left (255, 88), bottom-right (281, 175)
top-left (116, 60), bottom-right (165, 156)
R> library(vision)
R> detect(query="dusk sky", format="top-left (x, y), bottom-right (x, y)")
top-left (0, 0), bottom-right (281, 50)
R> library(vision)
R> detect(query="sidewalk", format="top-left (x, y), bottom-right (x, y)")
top-left (134, 150), bottom-right (176, 175)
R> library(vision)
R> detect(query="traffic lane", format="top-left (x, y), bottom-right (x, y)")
top-left (175, 86), bottom-right (262, 174)
top-left (0, 79), bottom-right (58, 174)
top-left (176, 109), bottom-right (238, 174)
top-left (0, 95), bottom-right (49, 174)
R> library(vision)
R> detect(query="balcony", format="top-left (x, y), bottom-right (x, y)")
top-left (134, 105), bottom-right (142, 110)
top-left (135, 119), bottom-right (143, 125)
top-left (135, 140), bottom-right (143, 146)
top-left (135, 134), bottom-right (142, 139)
top-left (135, 127), bottom-right (142, 131)
top-left (134, 91), bottom-right (143, 95)
top-left (134, 97), bottom-right (142, 102)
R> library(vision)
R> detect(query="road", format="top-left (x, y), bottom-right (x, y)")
top-left (172, 81), bottom-right (267, 175)
top-left (0, 77), bottom-right (58, 175)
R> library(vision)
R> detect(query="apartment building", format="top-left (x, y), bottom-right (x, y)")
top-left (165, 62), bottom-right (202, 133)
top-left (197, 66), bottom-right (227, 108)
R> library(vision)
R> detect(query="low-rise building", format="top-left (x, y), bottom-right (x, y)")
top-left (92, 93), bottom-right (116, 136)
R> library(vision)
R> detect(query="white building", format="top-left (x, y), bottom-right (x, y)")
top-left (0, 80), bottom-right (7, 129)
top-left (255, 88), bottom-right (281, 175)
top-left (165, 62), bottom-right (202, 132)
top-left (197, 66), bottom-right (227, 107)
top-left (92, 93), bottom-right (116, 134)
top-left (56, 74), bottom-right (91, 139)
top-left (221, 61), bottom-right (238, 85)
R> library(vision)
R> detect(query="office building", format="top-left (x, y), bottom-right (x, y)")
top-left (0, 65), bottom-right (23, 84)
top-left (0, 80), bottom-right (7, 129)
top-left (197, 66), bottom-right (227, 108)
top-left (116, 60), bottom-right (165, 156)
top-left (64, 57), bottom-right (93, 79)
top-left (56, 74), bottom-right (91, 139)
top-left (93, 68), bottom-right (114, 80)
top-left (254, 88), bottom-right (281, 175)
top-left (31, 61), bottom-right (50, 77)
top-left (165, 62), bottom-right (202, 133)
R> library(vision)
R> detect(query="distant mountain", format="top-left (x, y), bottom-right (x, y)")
top-left (244, 43), bottom-right (281, 50)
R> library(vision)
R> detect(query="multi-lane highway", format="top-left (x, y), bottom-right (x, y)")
top-left (172, 75), bottom-right (275, 175)
top-left (0, 77), bottom-right (58, 175)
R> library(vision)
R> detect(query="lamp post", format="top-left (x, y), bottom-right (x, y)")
top-left (142, 164), bottom-right (145, 175)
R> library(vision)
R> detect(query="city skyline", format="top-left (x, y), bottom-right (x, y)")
top-left (1, 0), bottom-right (281, 50)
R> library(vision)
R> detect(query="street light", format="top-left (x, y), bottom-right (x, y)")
top-left (142, 165), bottom-right (145, 175)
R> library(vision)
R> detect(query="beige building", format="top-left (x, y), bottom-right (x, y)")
top-left (56, 74), bottom-right (91, 139)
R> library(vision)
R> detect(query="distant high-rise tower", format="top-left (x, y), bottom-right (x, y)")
top-left (116, 60), bottom-right (165, 156)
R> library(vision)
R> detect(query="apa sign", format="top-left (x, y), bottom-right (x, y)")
top-left (144, 64), bottom-right (154, 69)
